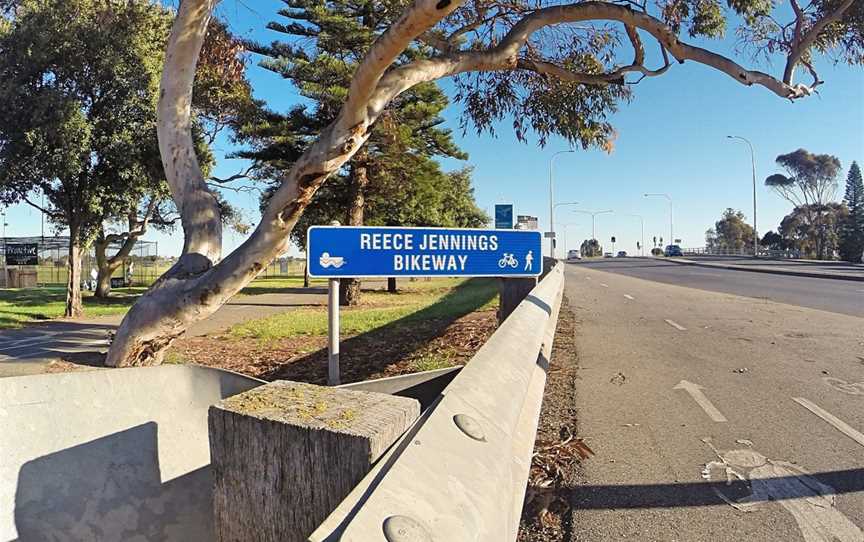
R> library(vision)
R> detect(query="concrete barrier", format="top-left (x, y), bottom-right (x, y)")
top-left (0, 365), bottom-right (263, 541)
top-left (311, 262), bottom-right (565, 541)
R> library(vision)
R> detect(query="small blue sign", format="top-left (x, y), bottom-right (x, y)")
top-left (494, 204), bottom-right (513, 229)
top-left (307, 226), bottom-right (542, 278)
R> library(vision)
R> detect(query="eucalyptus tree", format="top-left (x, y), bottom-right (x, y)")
top-left (765, 149), bottom-right (843, 259)
top-left (107, 0), bottom-right (861, 367)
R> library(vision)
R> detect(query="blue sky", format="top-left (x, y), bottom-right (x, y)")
top-left (3, 1), bottom-right (862, 258)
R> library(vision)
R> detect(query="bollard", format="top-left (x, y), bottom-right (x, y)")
top-left (208, 381), bottom-right (420, 542)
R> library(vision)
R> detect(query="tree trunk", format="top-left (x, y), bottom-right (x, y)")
top-left (340, 157), bottom-right (368, 306)
top-left (65, 224), bottom-right (83, 318)
top-left (304, 263), bottom-right (310, 288)
top-left (387, 277), bottom-right (397, 293)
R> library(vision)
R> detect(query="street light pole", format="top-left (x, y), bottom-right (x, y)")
top-left (621, 214), bottom-right (645, 256)
top-left (573, 209), bottom-right (613, 243)
top-left (549, 150), bottom-right (575, 259)
top-left (727, 135), bottom-right (758, 257)
top-left (644, 193), bottom-right (673, 246)
top-left (561, 223), bottom-right (580, 255)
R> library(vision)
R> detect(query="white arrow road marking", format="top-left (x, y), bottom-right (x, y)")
top-left (600, 283), bottom-right (609, 288)
top-left (623, 294), bottom-right (634, 300)
top-left (674, 380), bottom-right (727, 422)
top-left (793, 397), bottom-right (864, 449)
top-left (664, 319), bottom-right (687, 331)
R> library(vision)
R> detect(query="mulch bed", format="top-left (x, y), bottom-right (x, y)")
top-left (168, 309), bottom-right (498, 385)
top-left (518, 296), bottom-right (590, 541)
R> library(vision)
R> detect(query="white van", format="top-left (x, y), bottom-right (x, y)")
top-left (567, 249), bottom-right (582, 261)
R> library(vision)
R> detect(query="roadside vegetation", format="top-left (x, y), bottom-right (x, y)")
top-left (0, 287), bottom-right (147, 329)
top-left (167, 278), bottom-right (499, 384)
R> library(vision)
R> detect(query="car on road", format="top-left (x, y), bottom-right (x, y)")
top-left (566, 249), bottom-right (581, 261)
top-left (616, 251), bottom-right (627, 258)
top-left (603, 252), bottom-right (613, 258)
top-left (664, 244), bottom-right (683, 257)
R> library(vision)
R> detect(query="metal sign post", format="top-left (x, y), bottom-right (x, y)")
top-left (327, 278), bottom-right (340, 386)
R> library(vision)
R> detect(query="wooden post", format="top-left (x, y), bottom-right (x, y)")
top-left (209, 381), bottom-right (420, 542)
top-left (497, 277), bottom-right (538, 323)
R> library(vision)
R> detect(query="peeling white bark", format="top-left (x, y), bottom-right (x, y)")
top-left (106, 0), bottom-right (855, 367)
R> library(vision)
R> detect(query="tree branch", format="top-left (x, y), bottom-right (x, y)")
top-left (22, 196), bottom-right (63, 220)
top-left (156, 0), bottom-right (222, 262)
top-left (372, 1), bottom-right (819, 111)
top-left (209, 165), bottom-right (255, 184)
top-left (783, 0), bottom-right (855, 83)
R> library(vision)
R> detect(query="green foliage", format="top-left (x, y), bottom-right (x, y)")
top-left (284, 164), bottom-right (488, 249)
top-left (760, 230), bottom-right (787, 250)
top-left (706, 208), bottom-right (755, 250)
top-left (580, 238), bottom-right (602, 257)
top-left (779, 203), bottom-right (849, 259)
top-left (0, 0), bottom-right (173, 242)
top-left (839, 162), bottom-right (864, 262)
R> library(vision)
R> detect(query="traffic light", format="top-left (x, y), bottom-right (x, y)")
top-left (653, 236), bottom-right (657, 246)
top-left (611, 236), bottom-right (616, 243)
top-left (637, 241), bottom-right (641, 250)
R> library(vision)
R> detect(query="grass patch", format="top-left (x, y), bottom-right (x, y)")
top-left (229, 277), bottom-right (498, 341)
top-left (0, 286), bottom-right (147, 329)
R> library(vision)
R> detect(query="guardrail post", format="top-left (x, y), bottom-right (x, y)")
top-left (208, 381), bottom-right (420, 542)
top-left (497, 277), bottom-right (538, 323)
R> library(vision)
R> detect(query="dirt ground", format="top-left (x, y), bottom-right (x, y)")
top-left (167, 308), bottom-right (498, 385)
top-left (518, 297), bottom-right (590, 541)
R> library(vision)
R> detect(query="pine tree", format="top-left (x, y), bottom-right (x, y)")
top-left (239, 0), bottom-right (469, 304)
top-left (839, 162), bottom-right (864, 263)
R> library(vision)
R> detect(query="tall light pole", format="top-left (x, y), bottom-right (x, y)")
top-left (549, 150), bottom-right (575, 259)
top-left (573, 209), bottom-right (613, 240)
top-left (621, 213), bottom-right (645, 256)
top-left (727, 135), bottom-right (758, 257)
top-left (644, 193), bottom-right (673, 246)
top-left (553, 201), bottom-right (580, 254)
top-left (561, 222), bottom-right (580, 255)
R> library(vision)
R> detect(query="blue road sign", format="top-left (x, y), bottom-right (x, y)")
top-left (494, 204), bottom-right (513, 229)
top-left (307, 226), bottom-right (542, 278)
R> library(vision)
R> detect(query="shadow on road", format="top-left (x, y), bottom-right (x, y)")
top-left (569, 468), bottom-right (864, 510)
top-left (259, 278), bottom-right (498, 385)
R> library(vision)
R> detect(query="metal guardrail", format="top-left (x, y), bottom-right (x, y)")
top-left (311, 262), bottom-right (565, 541)
top-left (682, 247), bottom-right (803, 259)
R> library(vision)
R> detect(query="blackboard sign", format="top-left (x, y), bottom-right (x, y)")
top-left (5, 244), bottom-right (38, 266)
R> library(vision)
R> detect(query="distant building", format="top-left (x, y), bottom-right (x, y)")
top-left (516, 215), bottom-right (539, 230)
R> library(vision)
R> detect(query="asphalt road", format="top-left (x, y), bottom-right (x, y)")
top-left (564, 263), bottom-right (864, 541)
top-left (572, 258), bottom-right (864, 317)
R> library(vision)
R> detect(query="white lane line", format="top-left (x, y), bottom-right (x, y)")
top-left (600, 283), bottom-right (609, 288)
top-left (623, 294), bottom-right (634, 300)
top-left (793, 397), bottom-right (864, 449)
top-left (664, 319), bottom-right (687, 331)
top-left (674, 380), bottom-right (727, 422)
